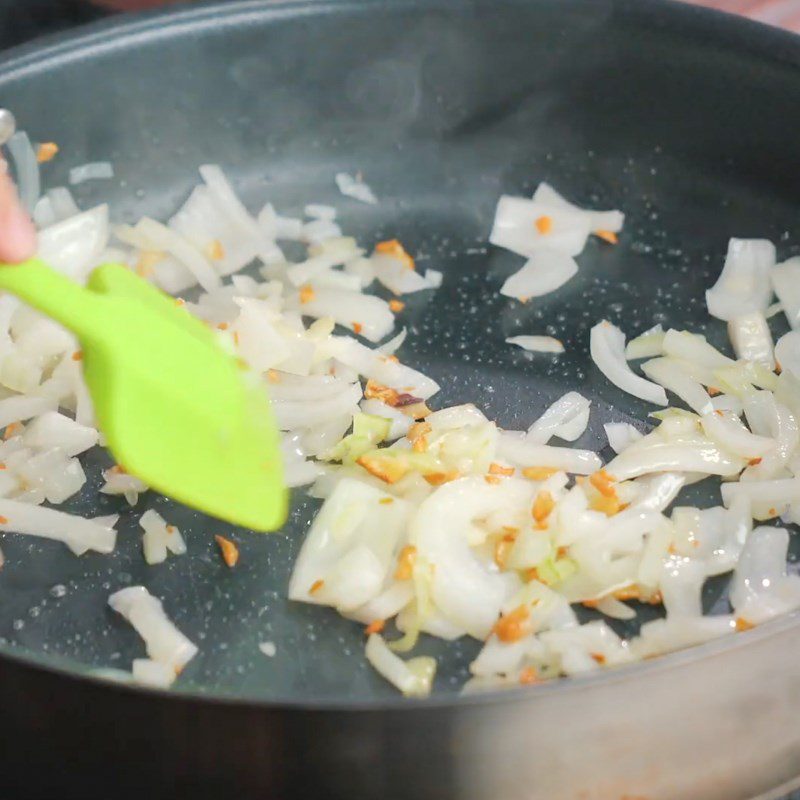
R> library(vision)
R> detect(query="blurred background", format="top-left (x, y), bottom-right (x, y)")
top-left (1, 0), bottom-right (800, 51)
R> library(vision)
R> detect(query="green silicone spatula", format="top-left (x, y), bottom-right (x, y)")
top-left (0, 258), bottom-right (287, 532)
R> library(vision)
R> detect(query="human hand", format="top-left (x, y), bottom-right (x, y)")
top-left (0, 111), bottom-right (37, 264)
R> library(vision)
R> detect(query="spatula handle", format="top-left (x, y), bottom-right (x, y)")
top-left (0, 258), bottom-right (105, 338)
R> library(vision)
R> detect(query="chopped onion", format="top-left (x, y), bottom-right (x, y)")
top-left (490, 196), bottom-right (591, 258)
top-left (706, 238), bottom-right (775, 321)
top-left (625, 324), bottom-right (665, 360)
top-left (604, 422), bottom-right (643, 454)
top-left (662, 329), bottom-right (734, 370)
top-left (728, 312), bottom-right (774, 368)
top-left (0, 499), bottom-right (116, 554)
top-left (591, 321), bottom-right (667, 406)
top-left (776, 331), bottom-right (800, 379)
top-left (335, 172), bottom-right (377, 205)
top-left (532, 182), bottom-right (625, 234)
top-left (39, 205), bottom-right (109, 282)
top-left (132, 659), bottom-right (175, 689)
top-left (500, 249), bottom-right (578, 300)
top-left (699, 409), bottom-right (775, 459)
top-left (771, 256), bottom-right (800, 329)
top-left (641, 357), bottom-right (713, 414)
top-left (69, 161), bottom-right (114, 185)
top-left (108, 586), bottom-right (198, 673)
top-left (7, 131), bottom-right (40, 212)
top-left (498, 432), bottom-right (601, 474)
top-left (372, 253), bottom-right (431, 295)
top-left (526, 392), bottom-right (591, 444)
top-left (365, 634), bottom-right (435, 697)
top-left (298, 288), bottom-right (394, 343)
top-left (506, 335), bottom-right (564, 354)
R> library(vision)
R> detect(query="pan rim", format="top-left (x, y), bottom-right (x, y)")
top-left (0, 0), bottom-right (799, 712)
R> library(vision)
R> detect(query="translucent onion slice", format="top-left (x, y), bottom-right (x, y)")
top-left (706, 238), bottom-right (775, 321)
top-left (771, 256), bottom-right (800, 329)
top-left (728, 312), bottom-right (775, 369)
top-left (641, 357), bottom-right (713, 414)
top-left (506, 335), bottom-right (564, 354)
top-left (500, 249), bottom-right (578, 300)
top-left (591, 321), bottom-right (667, 406)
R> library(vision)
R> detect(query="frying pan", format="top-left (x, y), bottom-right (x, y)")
top-left (0, 0), bottom-right (799, 797)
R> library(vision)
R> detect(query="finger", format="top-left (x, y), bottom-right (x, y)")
top-left (0, 158), bottom-right (37, 264)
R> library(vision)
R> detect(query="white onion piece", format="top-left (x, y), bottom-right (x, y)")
top-left (604, 422), bottom-right (643, 454)
top-left (424, 269), bottom-right (443, 288)
top-left (730, 527), bottom-right (800, 623)
top-left (721, 477), bottom-right (800, 520)
top-left (411, 477), bottom-right (529, 638)
top-left (662, 329), bottom-right (734, 370)
top-left (706, 238), bottom-right (775, 321)
top-left (372, 254), bottom-right (431, 295)
top-left (347, 581), bottom-right (415, 625)
top-left (38, 205), bottom-right (109, 283)
top-left (671, 496), bottom-right (751, 576)
top-left (498, 432), bottom-right (601, 474)
top-left (46, 187), bottom-right (80, 221)
top-left (335, 172), bottom-right (377, 205)
top-left (359, 399), bottom-right (412, 440)
top-left (267, 374), bottom-right (353, 402)
top-left (741, 401), bottom-right (798, 482)
top-left (345, 257), bottom-right (376, 288)
top-left (199, 164), bottom-right (283, 265)
top-left (631, 616), bottom-right (735, 660)
top-left (69, 162), bottom-right (114, 184)
top-left (132, 659), bottom-right (175, 689)
top-left (771, 257), bottom-right (800, 329)
top-left (660, 555), bottom-right (707, 618)
top-left (118, 218), bottom-right (220, 293)
top-left (377, 328), bottom-right (407, 356)
top-left (526, 392), bottom-right (591, 444)
top-left (286, 254), bottom-right (344, 287)
top-left (490, 196), bottom-right (591, 258)
top-left (7, 131), bottom-right (40, 212)
top-left (325, 336), bottom-right (439, 399)
top-left (108, 586), bottom-right (197, 672)
top-left (500, 249), bottom-right (578, 300)
top-left (272, 383), bottom-right (362, 430)
top-left (300, 289), bottom-right (394, 343)
top-left (140, 508), bottom-right (186, 565)
top-left (711, 393), bottom-right (743, 415)
top-left (625, 324), bottom-right (665, 360)
top-left (699, 410), bottom-right (775, 459)
top-left (23, 412), bottom-right (98, 457)
top-left (532, 182), bottom-right (625, 233)
top-left (288, 478), bottom-right (412, 612)
top-left (606, 439), bottom-right (745, 481)
top-left (775, 331), bottom-right (800, 379)
top-left (728, 312), bottom-right (774, 368)
top-left (506, 335), bottom-right (564, 354)
top-left (0, 499), bottom-right (116, 554)
top-left (365, 634), bottom-right (435, 697)
top-left (641, 357), bottom-right (713, 414)
top-left (591, 321), bottom-right (667, 406)
top-left (0, 396), bottom-right (55, 428)
top-left (100, 469), bottom-right (148, 505)
top-left (631, 473), bottom-right (687, 512)
top-left (257, 203), bottom-right (303, 241)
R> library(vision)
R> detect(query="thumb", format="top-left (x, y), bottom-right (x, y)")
top-left (0, 159), bottom-right (37, 264)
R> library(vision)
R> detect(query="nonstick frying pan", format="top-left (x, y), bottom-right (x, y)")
top-left (1, 1), bottom-right (800, 798)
